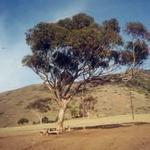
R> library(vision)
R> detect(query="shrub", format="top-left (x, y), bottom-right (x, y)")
top-left (33, 121), bottom-right (40, 124)
top-left (26, 98), bottom-right (51, 113)
top-left (42, 116), bottom-right (49, 123)
top-left (70, 107), bottom-right (79, 118)
top-left (18, 118), bottom-right (29, 125)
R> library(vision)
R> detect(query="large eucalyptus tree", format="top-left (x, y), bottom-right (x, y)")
top-left (22, 13), bottom-right (149, 131)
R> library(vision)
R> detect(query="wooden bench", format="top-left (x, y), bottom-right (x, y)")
top-left (40, 128), bottom-right (59, 135)
top-left (40, 126), bottom-right (71, 135)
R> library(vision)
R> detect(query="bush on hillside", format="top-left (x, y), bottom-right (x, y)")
top-left (18, 118), bottom-right (29, 125)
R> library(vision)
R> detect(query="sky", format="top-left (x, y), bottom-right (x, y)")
top-left (0, 0), bottom-right (150, 92)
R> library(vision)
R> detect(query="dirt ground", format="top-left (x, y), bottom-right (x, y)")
top-left (0, 124), bottom-right (150, 150)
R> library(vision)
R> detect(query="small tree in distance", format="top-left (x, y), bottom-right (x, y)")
top-left (22, 13), bottom-right (149, 132)
top-left (26, 98), bottom-right (51, 124)
top-left (79, 96), bottom-right (97, 118)
top-left (123, 22), bottom-right (150, 119)
top-left (123, 22), bottom-right (150, 75)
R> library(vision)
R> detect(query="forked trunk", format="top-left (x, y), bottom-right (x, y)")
top-left (57, 101), bottom-right (68, 132)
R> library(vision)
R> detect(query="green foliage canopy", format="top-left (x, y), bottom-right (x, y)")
top-left (22, 13), bottom-right (149, 102)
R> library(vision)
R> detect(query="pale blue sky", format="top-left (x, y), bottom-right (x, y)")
top-left (0, 0), bottom-right (150, 92)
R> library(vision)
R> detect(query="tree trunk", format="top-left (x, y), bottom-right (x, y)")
top-left (57, 101), bottom-right (68, 132)
top-left (129, 91), bottom-right (134, 120)
top-left (39, 114), bottom-right (43, 124)
top-left (33, 110), bottom-right (43, 124)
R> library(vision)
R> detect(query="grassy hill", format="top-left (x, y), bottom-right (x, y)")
top-left (0, 70), bottom-right (149, 127)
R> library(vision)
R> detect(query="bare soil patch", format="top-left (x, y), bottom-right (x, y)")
top-left (0, 124), bottom-right (150, 150)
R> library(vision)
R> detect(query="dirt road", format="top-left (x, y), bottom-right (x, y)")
top-left (0, 124), bottom-right (150, 150)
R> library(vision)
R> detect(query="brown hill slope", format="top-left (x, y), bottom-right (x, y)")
top-left (0, 71), bottom-right (150, 127)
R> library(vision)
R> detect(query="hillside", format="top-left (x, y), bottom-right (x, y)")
top-left (0, 71), bottom-right (149, 127)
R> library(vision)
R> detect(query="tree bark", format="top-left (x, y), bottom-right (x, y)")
top-left (57, 101), bottom-right (68, 132)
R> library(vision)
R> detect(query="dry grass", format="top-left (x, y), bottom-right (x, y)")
top-left (0, 71), bottom-right (150, 149)
top-left (0, 114), bottom-right (150, 137)
top-left (0, 116), bottom-right (150, 150)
